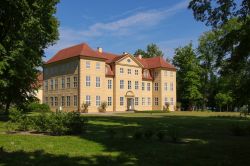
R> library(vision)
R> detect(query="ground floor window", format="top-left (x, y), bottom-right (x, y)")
top-left (74, 95), bottom-right (78, 106)
top-left (142, 97), bottom-right (145, 106)
top-left (66, 96), bottom-right (70, 106)
top-left (120, 97), bottom-right (124, 106)
top-left (108, 97), bottom-right (112, 106)
top-left (170, 97), bottom-right (174, 105)
top-left (135, 97), bottom-right (139, 106)
top-left (61, 96), bottom-right (65, 106)
top-left (50, 97), bottom-right (54, 106)
top-left (154, 97), bottom-right (159, 106)
top-left (55, 97), bottom-right (58, 106)
top-left (147, 97), bottom-right (151, 105)
top-left (164, 97), bottom-right (168, 105)
top-left (86, 95), bottom-right (91, 105)
top-left (96, 96), bottom-right (101, 106)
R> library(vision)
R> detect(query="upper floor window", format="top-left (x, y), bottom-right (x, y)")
top-left (96, 96), bottom-right (101, 106)
top-left (147, 83), bottom-right (151, 91)
top-left (108, 97), bottom-right (112, 106)
top-left (128, 69), bottom-right (131, 75)
top-left (120, 97), bottom-right (124, 106)
top-left (170, 82), bottom-right (173, 91)
top-left (170, 71), bottom-right (173, 77)
top-left (120, 68), bottom-right (124, 74)
top-left (66, 96), bottom-right (70, 106)
top-left (86, 95), bottom-right (91, 106)
top-left (96, 77), bottom-right (100, 87)
top-left (96, 62), bottom-right (100, 70)
top-left (135, 97), bottom-right (139, 106)
top-left (135, 81), bottom-right (139, 90)
top-left (61, 77), bottom-right (65, 89)
top-left (86, 76), bottom-right (90, 86)
top-left (108, 80), bottom-right (112, 89)
top-left (154, 83), bottom-right (159, 91)
top-left (50, 79), bottom-right (54, 90)
top-left (120, 80), bottom-right (124, 89)
top-left (154, 97), bottom-right (159, 106)
top-left (86, 61), bottom-right (90, 68)
top-left (135, 70), bottom-right (138, 75)
top-left (55, 79), bottom-right (58, 90)
top-left (128, 81), bottom-right (132, 89)
top-left (142, 82), bottom-right (145, 91)
top-left (67, 77), bottom-right (70, 88)
top-left (164, 83), bottom-right (168, 91)
top-left (74, 95), bottom-right (78, 106)
top-left (74, 76), bottom-right (78, 88)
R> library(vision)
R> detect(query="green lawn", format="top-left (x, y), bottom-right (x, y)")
top-left (0, 111), bottom-right (250, 166)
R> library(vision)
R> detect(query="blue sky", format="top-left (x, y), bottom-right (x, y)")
top-left (45, 0), bottom-right (209, 61)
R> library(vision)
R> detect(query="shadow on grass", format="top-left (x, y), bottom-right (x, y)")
top-left (0, 149), bottom-right (135, 166)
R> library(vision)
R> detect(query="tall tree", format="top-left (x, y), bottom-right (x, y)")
top-left (173, 43), bottom-right (202, 110)
top-left (134, 43), bottom-right (164, 58)
top-left (0, 0), bottom-right (59, 113)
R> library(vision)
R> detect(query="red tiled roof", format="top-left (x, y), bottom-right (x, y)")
top-left (46, 43), bottom-right (176, 71)
top-left (46, 43), bottom-right (120, 64)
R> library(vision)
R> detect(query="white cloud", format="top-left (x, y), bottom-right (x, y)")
top-left (45, 0), bottom-right (188, 59)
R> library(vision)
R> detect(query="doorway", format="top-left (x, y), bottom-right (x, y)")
top-left (127, 98), bottom-right (134, 111)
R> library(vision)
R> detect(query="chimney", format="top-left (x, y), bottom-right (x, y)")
top-left (137, 54), bottom-right (142, 59)
top-left (97, 47), bottom-right (103, 53)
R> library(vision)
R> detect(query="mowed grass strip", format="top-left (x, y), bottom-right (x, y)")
top-left (0, 111), bottom-right (250, 166)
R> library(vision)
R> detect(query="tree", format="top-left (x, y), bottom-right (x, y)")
top-left (134, 43), bottom-right (164, 58)
top-left (173, 43), bottom-right (202, 110)
top-left (215, 92), bottom-right (233, 112)
top-left (0, 0), bottom-right (59, 113)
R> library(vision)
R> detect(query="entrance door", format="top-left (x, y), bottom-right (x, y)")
top-left (127, 98), bottom-right (134, 111)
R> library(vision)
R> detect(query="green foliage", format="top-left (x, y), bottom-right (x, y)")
top-left (0, 0), bottom-right (59, 112)
top-left (215, 92), bottom-right (233, 112)
top-left (134, 43), bottom-right (164, 58)
top-left (173, 43), bottom-right (202, 110)
top-left (239, 105), bottom-right (248, 117)
top-left (26, 102), bottom-right (50, 113)
top-left (32, 113), bottom-right (49, 132)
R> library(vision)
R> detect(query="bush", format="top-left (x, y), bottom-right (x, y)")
top-left (144, 129), bottom-right (154, 139)
top-left (9, 107), bottom-right (23, 123)
top-left (81, 102), bottom-right (89, 113)
top-left (32, 113), bottom-right (49, 132)
top-left (156, 131), bottom-right (165, 141)
top-left (133, 130), bottom-right (143, 140)
top-left (239, 105), bottom-right (248, 117)
top-left (98, 101), bottom-right (108, 113)
top-left (175, 102), bottom-right (181, 111)
top-left (8, 107), bottom-right (31, 131)
top-left (163, 102), bottom-right (170, 112)
top-left (26, 102), bottom-right (50, 112)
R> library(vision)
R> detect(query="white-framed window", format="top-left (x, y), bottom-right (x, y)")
top-left (61, 96), bottom-right (65, 106)
top-left (55, 97), bottom-right (58, 106)
top-left (164, 97), bottom-right (168, 105)
top-left (61, 77), bottom-right (65, 89)
top-left (74, 95), bottom-right (77, 106)
top-left (45, 97), bottom-right (48, 104)
top-left (55, 79), bottom-right (58, 90)
top-left (135, 70), bottom-right (138, 75)
top-left (128, 69), bottom-right (131, 75)
top-left (164, 71), bottom-right (168, 76)
top-left (142, 82), bottom-right (145, 91)
top-left (154, 97), bottom-right (159, 106)
top-left (170, 82), bottom-right (173, 91)
top-left (147, 83), bottom-right (151, 91)
top-left (108, 80), bottom-right (112, 89)
top-left (120, 68), bottom-right (124, 74)
top-left (154, 83), bottom-right (159, 91)
top-left (170, 71), bottom-right (173, 77)
top-left (120, 80), bottom-right (124, 89)
top-left (74, 76), bottom-right (78, 88)
top-left (142, 97), bottom-right (145, 106)
top-left (154, 71), bottom-right (158, 78)
top-left (135, 81), bottom-right (139, 90)
top-left (50, 97), bottom-right (54, 106)
top-left (86, 76), bottom-right (90, 86)
top-left (147, 97), bottom-right (151, 105)
top-left (108, 97), bottom-right (112, 106)
top-left (96, 96), bottom-right (100, 106)
top-left (135, 97), bottom-right (139, 106)
top-left (66, 96), bottom-right (70, 106)
top-left (120, 97), bottom-right (124, 106)
top-left (96, 77), bottom-right (100, 87)
top-left (164, 83), bottom-right (168, 91)
top-left (96, 62), bottom-right (100, 70)
top-left (50, 79), bottom-right (54, 90)
top-left (86, 61), bottom-right (90, 68)
top-left (86, 95), bottom-right (91, 105)
top-left (170, 97), bottom-right (174, 105)
top-left (67, 77), bottom-right (70, 88)
top-left (45, 80), bottom-right (48, 91)
top-left (128, 81), bottom-right (132, 89)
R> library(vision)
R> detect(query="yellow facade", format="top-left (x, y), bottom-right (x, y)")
top-left (43, 54), bottom-right (176, 112)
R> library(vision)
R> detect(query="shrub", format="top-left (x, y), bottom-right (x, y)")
top-left (65, 112), bottom-right (86, 135)
top-left (156, 131), bottom-right (165, 141)
top-left (175, 102), bottom-right (181, 111)
top-left (26, 102), bottom-right (50, 112)
top-left (133, 130), bottom-right (143, 140)
top-left (99, 101), bottom-right (108, 113)
top-left (81, 102), bottom-right (89, 113)
top-left (144, 129), bottom-right (154, 139)
top-left (9, 107), bottom-right (23, 123)
top-left (32, 113), bottom-right (49, 132)
top-left (230, 123), bottom-right (247, 136)
top-left (163, 102), bottom-right (170, 112)
top-left (239, 105), bottom-right (248, 117)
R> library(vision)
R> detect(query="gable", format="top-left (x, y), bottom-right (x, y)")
top-left (116, 55), bottom-right (143, 67)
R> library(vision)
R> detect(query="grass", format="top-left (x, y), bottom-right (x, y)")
top-left (0, 111), bottom-right (250, 166)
